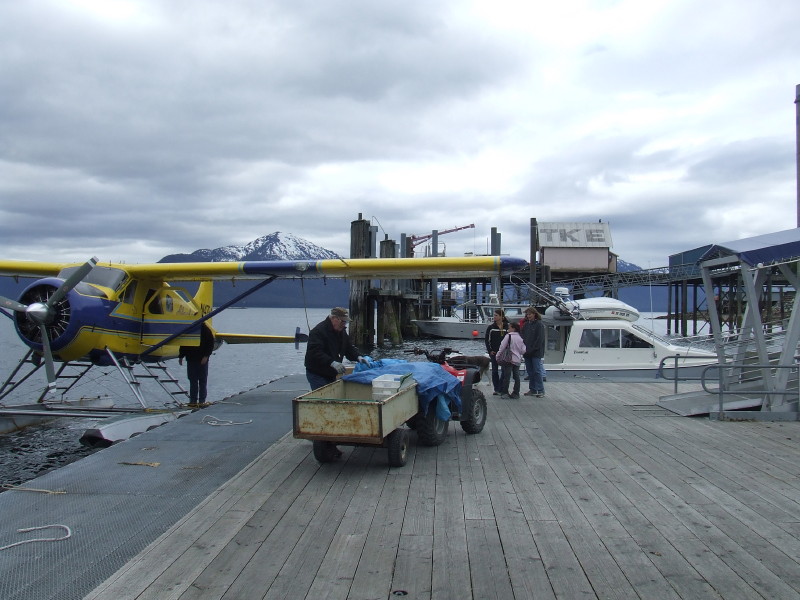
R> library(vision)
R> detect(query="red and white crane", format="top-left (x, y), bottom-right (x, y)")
top-left (409, 224), bottom-right (475, 255)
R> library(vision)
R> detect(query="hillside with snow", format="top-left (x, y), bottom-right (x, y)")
top-left (159, 232), bottom-right (341, 263)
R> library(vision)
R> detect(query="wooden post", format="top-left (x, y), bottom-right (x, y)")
top-left (377, 237), bottom-right (402, 347)
top-left (349, 215), bottom-right (374, 349)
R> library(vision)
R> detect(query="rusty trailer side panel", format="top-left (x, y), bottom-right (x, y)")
top-left (293, 380), bottom-right (419, 445)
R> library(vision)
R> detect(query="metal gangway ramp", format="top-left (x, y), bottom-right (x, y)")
top-left (657, 229), bottom-right (800, 420)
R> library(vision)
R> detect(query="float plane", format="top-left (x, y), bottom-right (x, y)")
top-left (0, 255), bottom-right (527, 409)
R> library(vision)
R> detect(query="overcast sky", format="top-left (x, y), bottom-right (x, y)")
top-left (1, 0), bottom-right (798, 269)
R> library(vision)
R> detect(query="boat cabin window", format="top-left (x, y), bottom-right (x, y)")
top-left (621, 330), bottom-right (653, 349)
top-left (579, 328), bottom-right (654, 349)
top-left (580, 329), bottom-right (653, 348)
top-left (579, 329), bottom-right (601, 348)
top-left (601, 329), bottom-right (621, 348)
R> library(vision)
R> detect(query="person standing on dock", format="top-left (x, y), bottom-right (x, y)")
top-left (484, 308), bottom-right (509, 396)
top-left (521, 306), bottom-right (546, 398)
top-left (497, 321), bottom-right (525, 398)
top-left (179, 322), bottom-right (215, 406)
top-left (304, 307), bottom-right (364, 391)
top-left (304, 307), bottom-right (364, 459)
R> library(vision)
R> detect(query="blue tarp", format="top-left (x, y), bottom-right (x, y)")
top-left (343, 360), bottom-right (462, 415)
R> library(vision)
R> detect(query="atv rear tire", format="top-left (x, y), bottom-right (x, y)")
top-left (416, 406), bottom-right (450, 446)
top-left (460, 388), bottom-right (487, 434)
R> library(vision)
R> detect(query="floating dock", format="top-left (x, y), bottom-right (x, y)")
top-left (2, 375), bottom-right (800, 599)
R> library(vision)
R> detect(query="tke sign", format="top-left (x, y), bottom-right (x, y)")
top-left (537, 222), bottom-right (611, 247)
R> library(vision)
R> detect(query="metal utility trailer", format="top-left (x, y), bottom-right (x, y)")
top-left (293, 379), bottom-right (419, 467)
top-left (294, 364), bottom-right (488, 467)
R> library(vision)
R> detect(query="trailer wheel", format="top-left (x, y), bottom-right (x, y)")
top-left (387, 428), bottom-right (410, 467)
top-left (416, 406), bottom-right (450, 446)
top-left (460, 388), bottom-right (487, 434)
top-left (312, 440), bottom-right (340, 463)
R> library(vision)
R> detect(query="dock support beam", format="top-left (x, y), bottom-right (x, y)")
top-left (348, 215), bottom-right (376, 349)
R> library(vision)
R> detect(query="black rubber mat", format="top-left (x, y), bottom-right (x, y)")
top-left (0, 374), bottom-right (306, 600)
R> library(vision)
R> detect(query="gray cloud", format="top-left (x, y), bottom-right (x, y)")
top-left (0, 0), bottom-right (798, 270)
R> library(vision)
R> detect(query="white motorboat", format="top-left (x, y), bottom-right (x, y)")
top-left (412, 302), bottom-right (528, 340)
top-left (413, 290), bottom-right (718, 380)
top-left (541, 295), bottom-right (718, 380)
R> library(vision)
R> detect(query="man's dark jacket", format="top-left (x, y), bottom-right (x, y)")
top-left (179, 323), bottom-right (215, 362)
top-left (304, 317), bottom-right (361, 380)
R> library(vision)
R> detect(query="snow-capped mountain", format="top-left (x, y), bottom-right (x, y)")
top-left (616, 258), bottom-right (643, 272)
top-left (159, 232), bottom-right (341, 263)
top-left (157, 232), bottom-right (348, 308)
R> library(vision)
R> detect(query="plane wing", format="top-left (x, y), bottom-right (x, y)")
top-left (0, 256), bottom-right (528, 281)
top-left (0, 260), bottom-right (66, 278)
top-left (125, 256), bottom-right (527, 280)
top-left (215, 332), bottom-right (309, 344)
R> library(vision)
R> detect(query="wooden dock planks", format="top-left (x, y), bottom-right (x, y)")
top-left (86, 380), bottom-right (800, 600)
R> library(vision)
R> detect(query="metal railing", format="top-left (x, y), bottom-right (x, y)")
top-left (658, 356), bottom-right (800, 418)
top-left (700, 363), bottom-right (800, 416)
top-left (657, 355), bottom-right (719, 394)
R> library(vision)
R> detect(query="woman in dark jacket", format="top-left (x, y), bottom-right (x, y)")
top-left (484, 308), bottom-right (509, 395)
top-left (520, 306), bottom-right (546, 397)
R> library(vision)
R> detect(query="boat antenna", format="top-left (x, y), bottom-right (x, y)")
top-left (647, 261), bottom-right (655, 332)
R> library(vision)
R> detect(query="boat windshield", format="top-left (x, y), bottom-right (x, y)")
top-left (631, 323), bottom-right (671, 345)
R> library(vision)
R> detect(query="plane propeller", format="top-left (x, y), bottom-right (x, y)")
top-left (0, 256), bottom-right (98, 389)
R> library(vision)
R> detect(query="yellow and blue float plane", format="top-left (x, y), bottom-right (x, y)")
top-left (0, 255), bottom-right (527, 396)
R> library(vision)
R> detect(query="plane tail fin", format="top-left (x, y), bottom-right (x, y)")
top-left (193, 282), bottom-right (214, 320)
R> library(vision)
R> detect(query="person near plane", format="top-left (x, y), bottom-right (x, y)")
top-left (305, 307), bottom-right (365, 389)
top-left (304, 307), bottom-right (365, 458)
top-left (179, 322), bottom-right (215, 406)
top-left (521, 306), bottom-right (546, 397)
top-left (484, 308), bottom-right (509, 396)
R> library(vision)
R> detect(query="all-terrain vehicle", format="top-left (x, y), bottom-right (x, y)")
top-left (293, 348), bottom-right (488, 467)
top-left (404, 347), bottom-right (488, 446)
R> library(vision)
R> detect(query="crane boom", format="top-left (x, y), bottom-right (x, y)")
top-left (409, 224), bottom-right (475, 247)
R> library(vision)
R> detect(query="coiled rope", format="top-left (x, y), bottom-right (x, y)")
top-left (0, 524), bottom-right (72, 551)
top-left (201, 415), bottom-right (252, 426)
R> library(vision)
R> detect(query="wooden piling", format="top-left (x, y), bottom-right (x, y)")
top-left (348, 215), bottom-right (374, 349)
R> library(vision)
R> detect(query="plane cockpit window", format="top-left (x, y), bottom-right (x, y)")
top-left (147, 289), bottom-right (192, 315)
top-left (59, 265), bottom-right (128, 292)
top-left (148, 291), bottom-right (163, 314)
top-left (73, 282), bottom-right (108, 299)
top-left (121, 281), bottom-right (137, 304)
